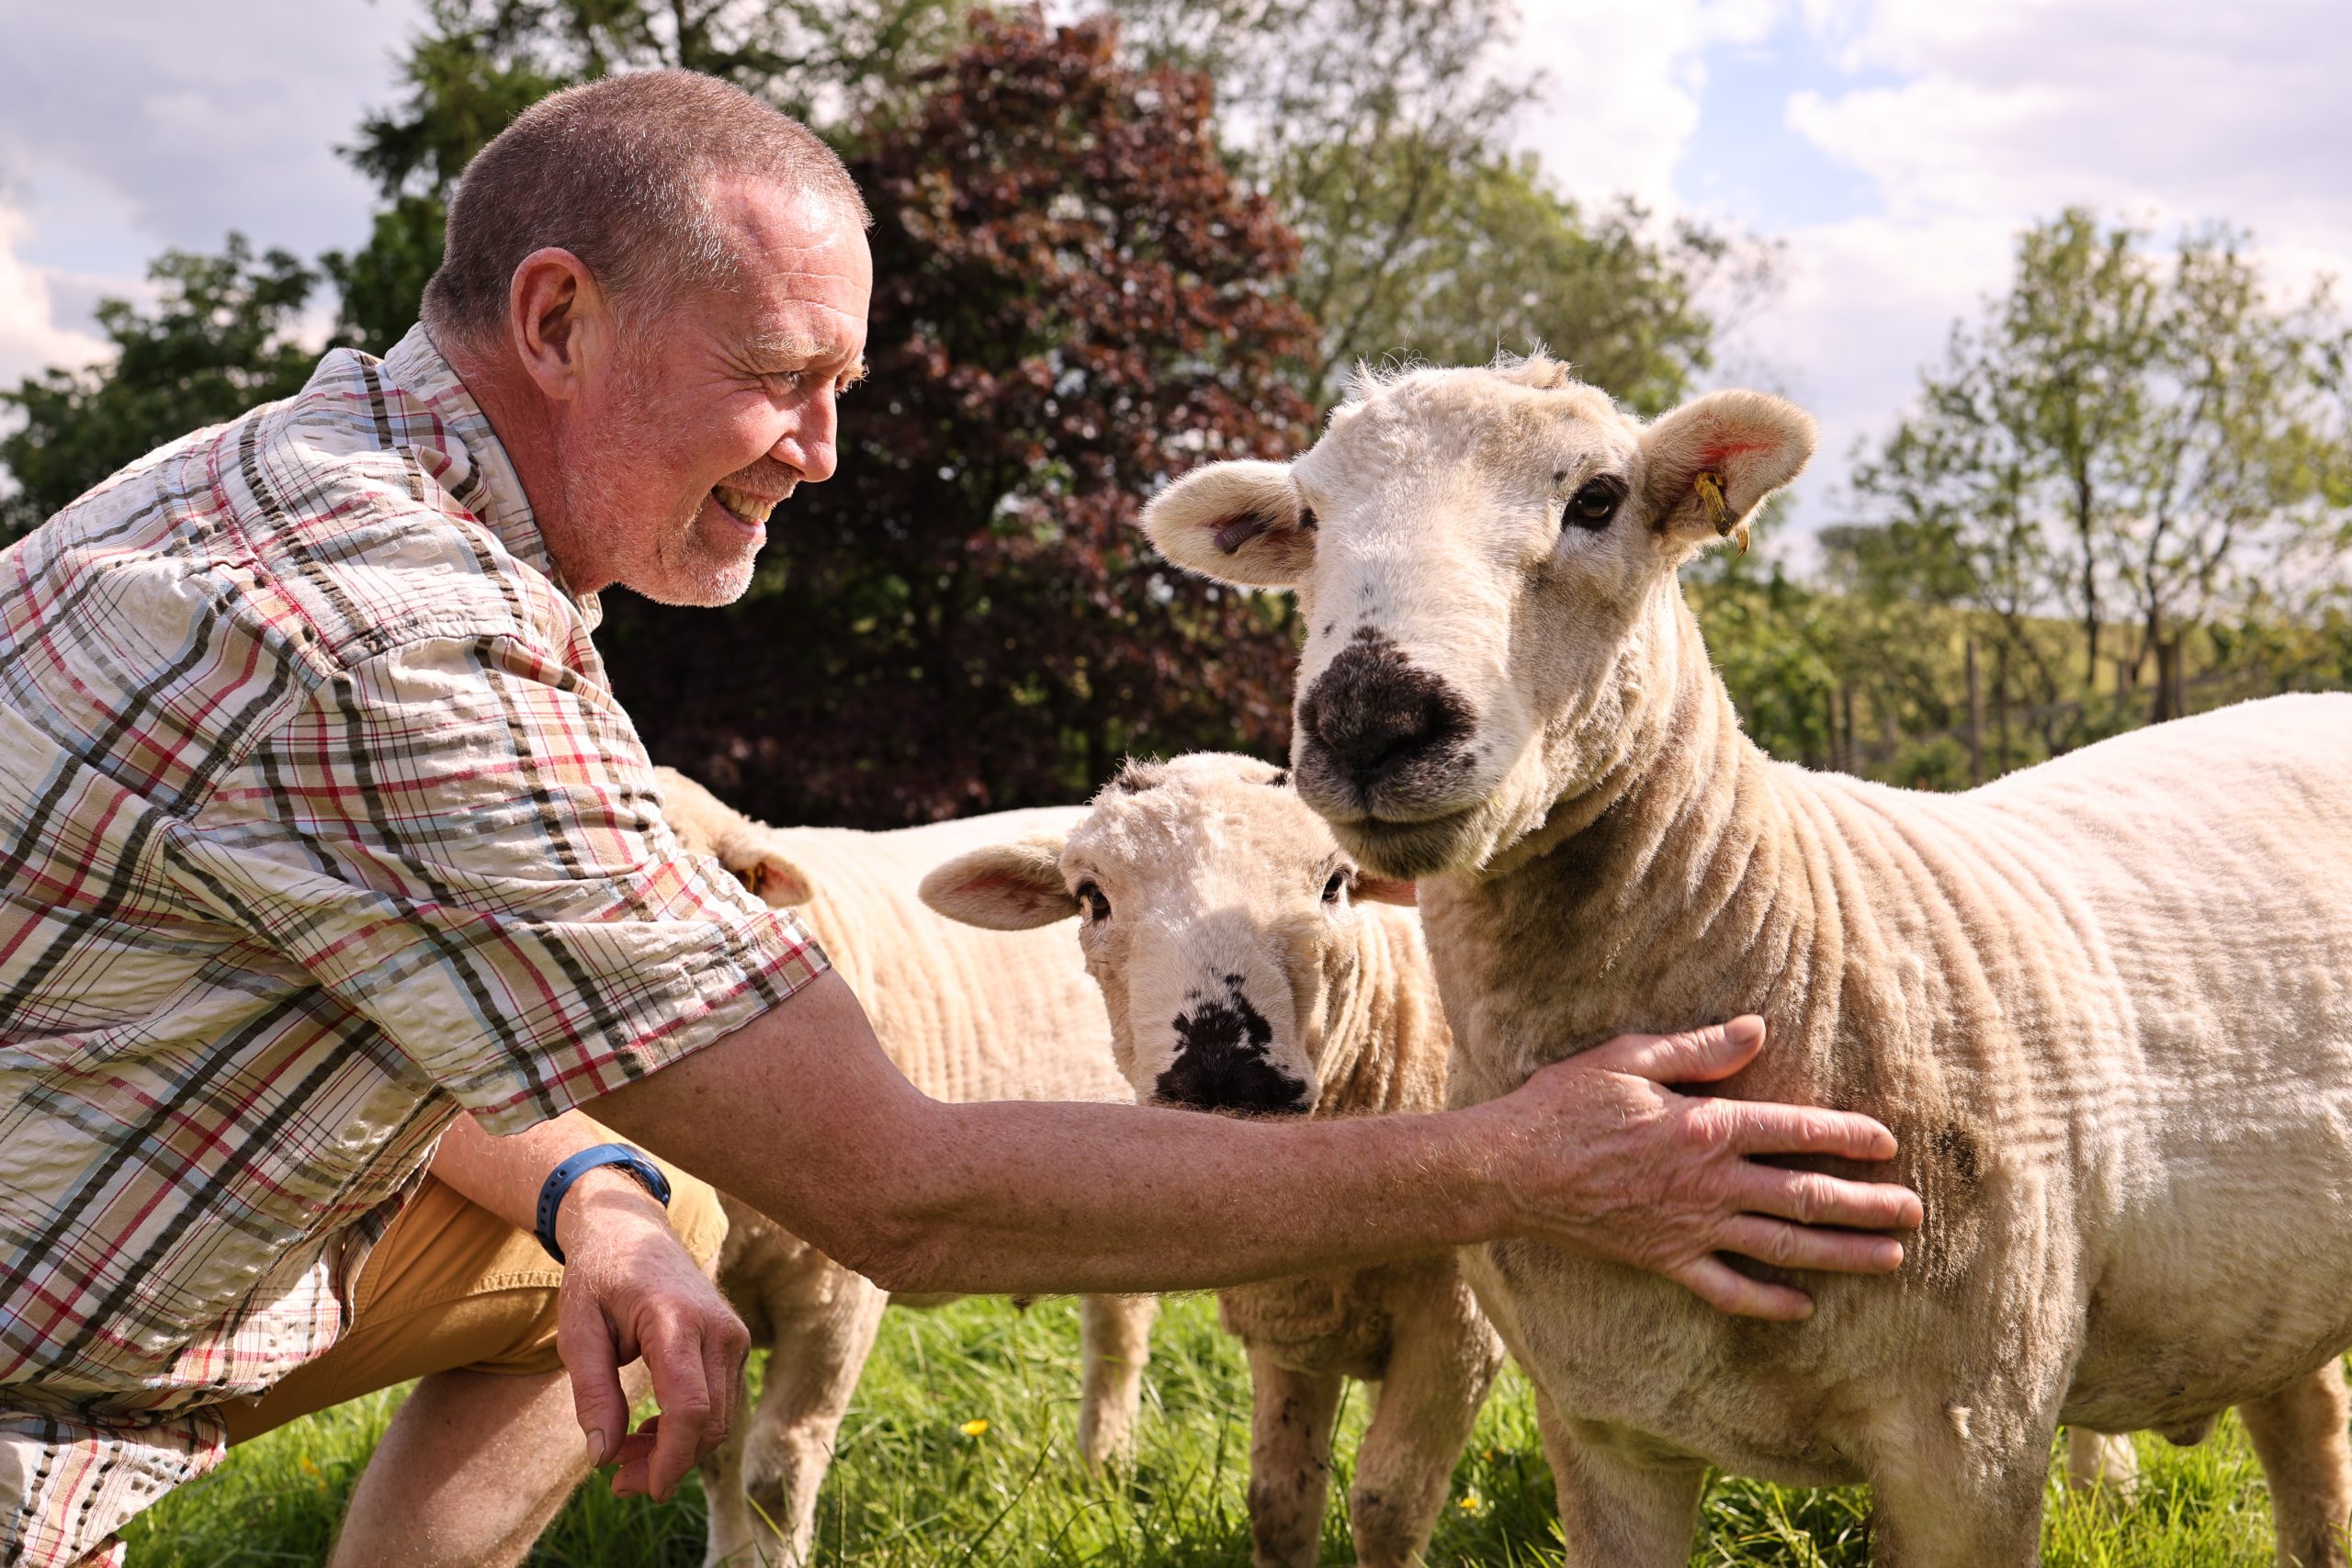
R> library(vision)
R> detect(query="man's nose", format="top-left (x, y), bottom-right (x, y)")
top-left (772, 391), bottom-right (840, 484)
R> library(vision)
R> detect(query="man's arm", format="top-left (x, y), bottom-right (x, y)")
top-left (591, 971), bottom-right (1921, 1322)
top-left (429, 1112), bottom-right (751, 1503)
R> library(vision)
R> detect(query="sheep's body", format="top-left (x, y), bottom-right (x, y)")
top-left (1208, 902), bottom-right (1502, 1568)
top-left (1428, 663), bottom-right (2352, 1562)
top-left (921, 754), bottom-right (1503, 1568)
top-left (1135, 357), bottom-right (2352, 1563)
top-left (654, 771), bottom-right (1154, 1568)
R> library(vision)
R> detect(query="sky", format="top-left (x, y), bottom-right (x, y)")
top-left (3, 0), bottom-right (2349, 534)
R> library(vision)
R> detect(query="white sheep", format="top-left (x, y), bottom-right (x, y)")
top-left (921, 752), bottom-right (1504, 1568)
top-left (654, 769), bottom-right (1157, 1568)
top-left (1137, 357), bottom-right (2352, 1567)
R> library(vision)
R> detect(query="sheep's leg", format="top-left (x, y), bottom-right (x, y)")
top-left (1076, 1292), bottom-right (1158, 1471)
top-left (1346, 1295), bottom-right (1504, 1567)
top-left (1530, 1385), bottom-right (1705, 1568)
top-left (1861, 1411), bottom-right (2051, 1567)
top-left (1243, 1349), bottom-right (1346, 1568)
top-left (2062, 1427), bottom-right (2139, 1496)
top-left (702, 1266), bottom-right (889, 1568)
top-left (2240, 1359), bottom-right (2352, 1568)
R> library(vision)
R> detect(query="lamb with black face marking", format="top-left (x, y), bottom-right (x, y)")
top-left (923, 753), bottom-right (1504, 1568)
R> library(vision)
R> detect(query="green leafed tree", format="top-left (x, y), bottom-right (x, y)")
top-left (0, 234), bottom-right (323, 539)
top-left (323, 0), bottom-right (967, 353)
top-left (1854, 207), bottom-right (2349, 735)
top-left (1105, 0), bottom-right (1754, 410)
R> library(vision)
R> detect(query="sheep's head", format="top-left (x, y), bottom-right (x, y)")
top-left (921, 753), bottom-right (1413, 1118)
top-left (1142, 361), bottom-right (1814, 879)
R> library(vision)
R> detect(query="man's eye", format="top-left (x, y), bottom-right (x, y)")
top-left (1566, 478), bottom-right (1624, 529)
top-left (1076, 881), bottom-right (1111, 921)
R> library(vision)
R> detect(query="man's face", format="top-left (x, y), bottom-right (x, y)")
top-left (561, 176), bottom-right (873, 605)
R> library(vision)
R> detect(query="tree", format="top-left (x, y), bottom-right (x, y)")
top-left (594, 13), bottom-right (1317, 825)
top-left (0, 235), bottom-right (323, 539)
top-left (324, 0), bottom-right (967, 352)
top-left (2109, 227), bottom-right (2347, 717)
top-left (1106, 0), bottom-right (1752, 410)
top-left (1855, 209), bottom-right (2348, 733)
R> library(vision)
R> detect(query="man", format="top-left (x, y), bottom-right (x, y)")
top-left (0, 72), bottom-right (1920, 1567)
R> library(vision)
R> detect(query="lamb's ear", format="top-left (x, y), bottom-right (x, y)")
top-left (1353, 874), bottom-right (1416, 907)
top-left (1639, 390), bottom-right (1816, 553)
top-left (1141, 459), bottom-right (1315, 589)
top-left (920, 833), bottom-right (1075, 931)
top-left (736, 847), bottom-right (815, 908)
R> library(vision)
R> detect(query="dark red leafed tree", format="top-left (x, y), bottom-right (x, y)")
top-left (597, 11), bottom-right (1317, 826)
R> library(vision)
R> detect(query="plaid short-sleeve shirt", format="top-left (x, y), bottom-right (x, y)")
top-left (0, 324), bottom-right (830, 1563)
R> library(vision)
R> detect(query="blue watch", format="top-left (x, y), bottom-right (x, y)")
top-left (534, 1143), bottom-right (672, 1265)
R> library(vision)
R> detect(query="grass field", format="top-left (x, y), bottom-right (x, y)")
top-left (124, 1293), bottom-right (2303, 1566)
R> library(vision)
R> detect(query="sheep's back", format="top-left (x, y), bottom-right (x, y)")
top-left (775, 812), bottom-right (1129, 1107)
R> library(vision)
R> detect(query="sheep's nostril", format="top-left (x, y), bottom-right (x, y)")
top-left (1314, 684), bottom-right (1448, 780)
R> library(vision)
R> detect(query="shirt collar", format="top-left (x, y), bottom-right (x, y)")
top-left (376, 322), bottom-right (604, 631)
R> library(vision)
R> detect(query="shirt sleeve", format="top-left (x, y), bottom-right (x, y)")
top-left (164, 630), bottom-right (830, 1133)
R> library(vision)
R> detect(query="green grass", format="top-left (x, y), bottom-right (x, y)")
top-left (124, 1295), bottom-right (2300, 1565)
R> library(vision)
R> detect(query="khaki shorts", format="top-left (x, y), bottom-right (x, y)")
top-left (220, 1150), bottom-right (726, 1445)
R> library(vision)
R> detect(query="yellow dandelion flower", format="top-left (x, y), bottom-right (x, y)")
top-left (298, 1457), bottom-right (320, 1476)
top-left (1457, 1492), bottom-right (1481, 1512)
top-left (960, 1417), bottom-right (989, 1438)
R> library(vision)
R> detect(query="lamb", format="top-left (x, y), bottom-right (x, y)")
top-left (653, 769), bottom-right (1158, 1568)
top-left (1136, 357), bottom-right (2352, 1567)
top-left (920, 752), bottom-right (1504, 1568)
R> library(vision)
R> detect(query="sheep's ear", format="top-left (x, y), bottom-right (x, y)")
top-left (920, 834), bottom-right (1074, 931)
top-left (737, 849), bottom-right (815, 908)
top-left (1353, 874), bottom-right (1416, 907)
top-left (1141, 459), bottom-right (1315, 589)
top-left (1639, 390), bottom-right (1815, 553)
top-left (654, 768), bottom-right (815, 906)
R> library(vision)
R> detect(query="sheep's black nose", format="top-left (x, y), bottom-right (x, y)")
top-left (1299, 629), bottom-right (1467, 786)
top-left (1152, 978), bottom-right (1310, 1116)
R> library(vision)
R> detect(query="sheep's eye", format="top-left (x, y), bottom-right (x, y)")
top-left (1322, 871), bottom-right (1348, 905)
top-left (1076, 881), bottom-right (1111, 922)
top-left (1566, 478), bottom-right (1623, 530)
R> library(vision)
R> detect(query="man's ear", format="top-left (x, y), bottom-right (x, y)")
top-left (920, 834), bottom-right (1075, 931)
top-left (1639, 390), bottom-right (1816, 553)
top-left (1140, 459), bottom-right (1315, 589)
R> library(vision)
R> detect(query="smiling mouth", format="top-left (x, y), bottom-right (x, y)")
top-left (711, 482), bottom-right (789, 529)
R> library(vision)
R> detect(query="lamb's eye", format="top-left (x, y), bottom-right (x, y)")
top-left (1566, 478), bottom-right (1623, 530)
top-left (1322, 871), bottom-right (1348, 905)
top-left (1076, 881), bottom-right (1111, 922)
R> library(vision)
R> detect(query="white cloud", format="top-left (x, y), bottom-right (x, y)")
top-left (0, 202), bottom-right (109, 389)
top-left (1493, 0), bottom-right (2352, 534)
top-left (1509, 0), bottom-right (1781, 209)
top-left (0, 0), bottom-right (413, 344)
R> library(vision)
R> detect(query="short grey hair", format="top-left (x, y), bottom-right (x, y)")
top-left (421, 70), bottom-right (870, 345)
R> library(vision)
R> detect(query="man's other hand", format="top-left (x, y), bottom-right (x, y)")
top-left (554, 1169), bottom-right (752, 1501)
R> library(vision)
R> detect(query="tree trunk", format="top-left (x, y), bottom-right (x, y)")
top-left (1964, 637), bottom-right (1984, 788)
top-left (2152, 637), bottom-right (2186, 723)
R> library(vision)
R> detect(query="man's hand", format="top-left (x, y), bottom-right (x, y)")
top-left (1487, 1015), bottom-right (1922, 1321)
top-left (554, 1169), bottom-right (752, 1502)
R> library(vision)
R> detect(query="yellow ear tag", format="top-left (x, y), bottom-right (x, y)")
top-left (1692, 470), bottom-right (1747, 553)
